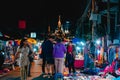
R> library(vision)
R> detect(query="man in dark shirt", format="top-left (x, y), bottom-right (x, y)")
top-left (41, 35), bottom-right (55, 78)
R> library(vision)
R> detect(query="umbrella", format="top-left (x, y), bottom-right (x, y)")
top-left (15, 39), bottom-right (21, 46)
top-left (27, 38), bottom-right (37, 44)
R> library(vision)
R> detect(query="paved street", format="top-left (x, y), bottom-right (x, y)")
top-left (0, 59), bottom-right (43, 80)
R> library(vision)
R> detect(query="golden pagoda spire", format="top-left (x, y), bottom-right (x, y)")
top-left (58, 15), bottom-right (61, 29)
top-left (48, 25), bottom-right (50, 33)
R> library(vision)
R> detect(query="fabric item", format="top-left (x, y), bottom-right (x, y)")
top-left (108, 48), bottom-right (116, 64)
top-left (54, 58), bottom-right (64, 73)
top-left (98, 47), bottom-right (104, 65)
top-left (113, 76), bottom-right (120, 80)
top-left (116, 53), bottom-right (118, 59)
top-left (102, 60), bottom-right (116, 77)
top-left (89, 42), bottom-right (95, 57)
top-left (53, 43), bottom-right (67, 58)
top-left (118, 48), bottom-right (120, 59)
top-left (84, 45), bottom-right (91, 68)
top-left (74, 60), bottom-right (84, 69)
top-left (83, 68), bottom-right (99, 75)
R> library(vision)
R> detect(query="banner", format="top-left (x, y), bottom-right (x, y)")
top-left (18, 20), bottom-right (26, 29)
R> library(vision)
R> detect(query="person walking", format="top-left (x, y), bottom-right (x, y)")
top-left (53, 38), bottom-right (67, 75)
top-left (27, 42), bottom-right (34, 77)
top-left (15, 39), bottom-right (30, 80)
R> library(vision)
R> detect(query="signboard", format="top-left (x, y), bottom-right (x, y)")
top-left (30, 32), bottom-right (36, 38)
top-left (18, 20), bottom-right (26, 29)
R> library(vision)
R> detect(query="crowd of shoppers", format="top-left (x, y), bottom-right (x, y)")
top-left (12, 35), bottom-right (77, 79)
top-left (41, 35), bottom-right (77, 78)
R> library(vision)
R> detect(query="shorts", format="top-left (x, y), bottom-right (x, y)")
top-left (46, 58), bottom-right (54, 64)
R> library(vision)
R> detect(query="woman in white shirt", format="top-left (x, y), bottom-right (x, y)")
top-left (15, 39), bottom-right (30, 80)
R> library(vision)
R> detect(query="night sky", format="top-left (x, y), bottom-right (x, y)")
top-left (0, 0), bottom-right (87, 38)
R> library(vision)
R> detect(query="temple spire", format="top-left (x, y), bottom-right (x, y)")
top-left (48, 25), bottom-right (50, 33)
top-left (58, 15), bottom-right (61, 29)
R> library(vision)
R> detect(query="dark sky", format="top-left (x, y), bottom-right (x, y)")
top-left (0, 0), bottom-right (87, 38)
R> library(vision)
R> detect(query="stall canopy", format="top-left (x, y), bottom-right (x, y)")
top-left (72, 38), bottom-right (81, 43)
top-left (27, 38), bottom-right (37, 44)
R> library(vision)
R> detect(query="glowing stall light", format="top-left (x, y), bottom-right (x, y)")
top-left (2, 52), bottom-right (5, 55)
top-left (33, 48), bottom-right (37, 52)
top-left (64, 42), bottom-right (68, 45)
top-left (76, 46), bottom-right (80, 50)
top-left (80, 42), bottom-right (85, 46)
top-left (96, 39), bottom-right (101, 45)
top-left (82, 47), bottom-right (84, 50)
top-left (36, 42), bottom-right (42, 47)
top-left (76, 42), bottom-right (80, 44)
top-left (97, 50), bottom-right (100, 54)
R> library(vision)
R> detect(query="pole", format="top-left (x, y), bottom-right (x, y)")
top-left (107, 0), bottom-right (110, 38)
top-left (103, 0), bottom-right (110, 52)
top-left (92, 0), bottom-right (96, 41)
top-left (92, 0), bottom-right (94, 41)
top-left (115, 12), bottom-right (117, 32)
top-left (104, 0), bottom-right (111, 60)
top-left (118, 0), bottom-right (120, 42)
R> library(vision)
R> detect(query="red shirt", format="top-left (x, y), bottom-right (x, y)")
top-left (68, 45), bottom-right (73, 53)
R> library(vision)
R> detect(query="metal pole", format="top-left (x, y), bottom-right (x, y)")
top-left (115, 12), bottom-right (117, 32)
top-left (107, 0), bottom-right (110, 38)
top-left (118, 0), bottom-right (120, 42)
top-left (92, 0), bottom-right (95, 41)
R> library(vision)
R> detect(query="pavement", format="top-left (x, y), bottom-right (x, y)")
top-left (0, 59), bottom-right (44, 80)
top-left (0, 59), bottom-right (111, 80)
top-left (0, 59), bottom-right (87, 80)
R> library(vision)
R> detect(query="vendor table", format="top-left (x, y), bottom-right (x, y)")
top-left (74, 59), bottom-right (84, 69)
